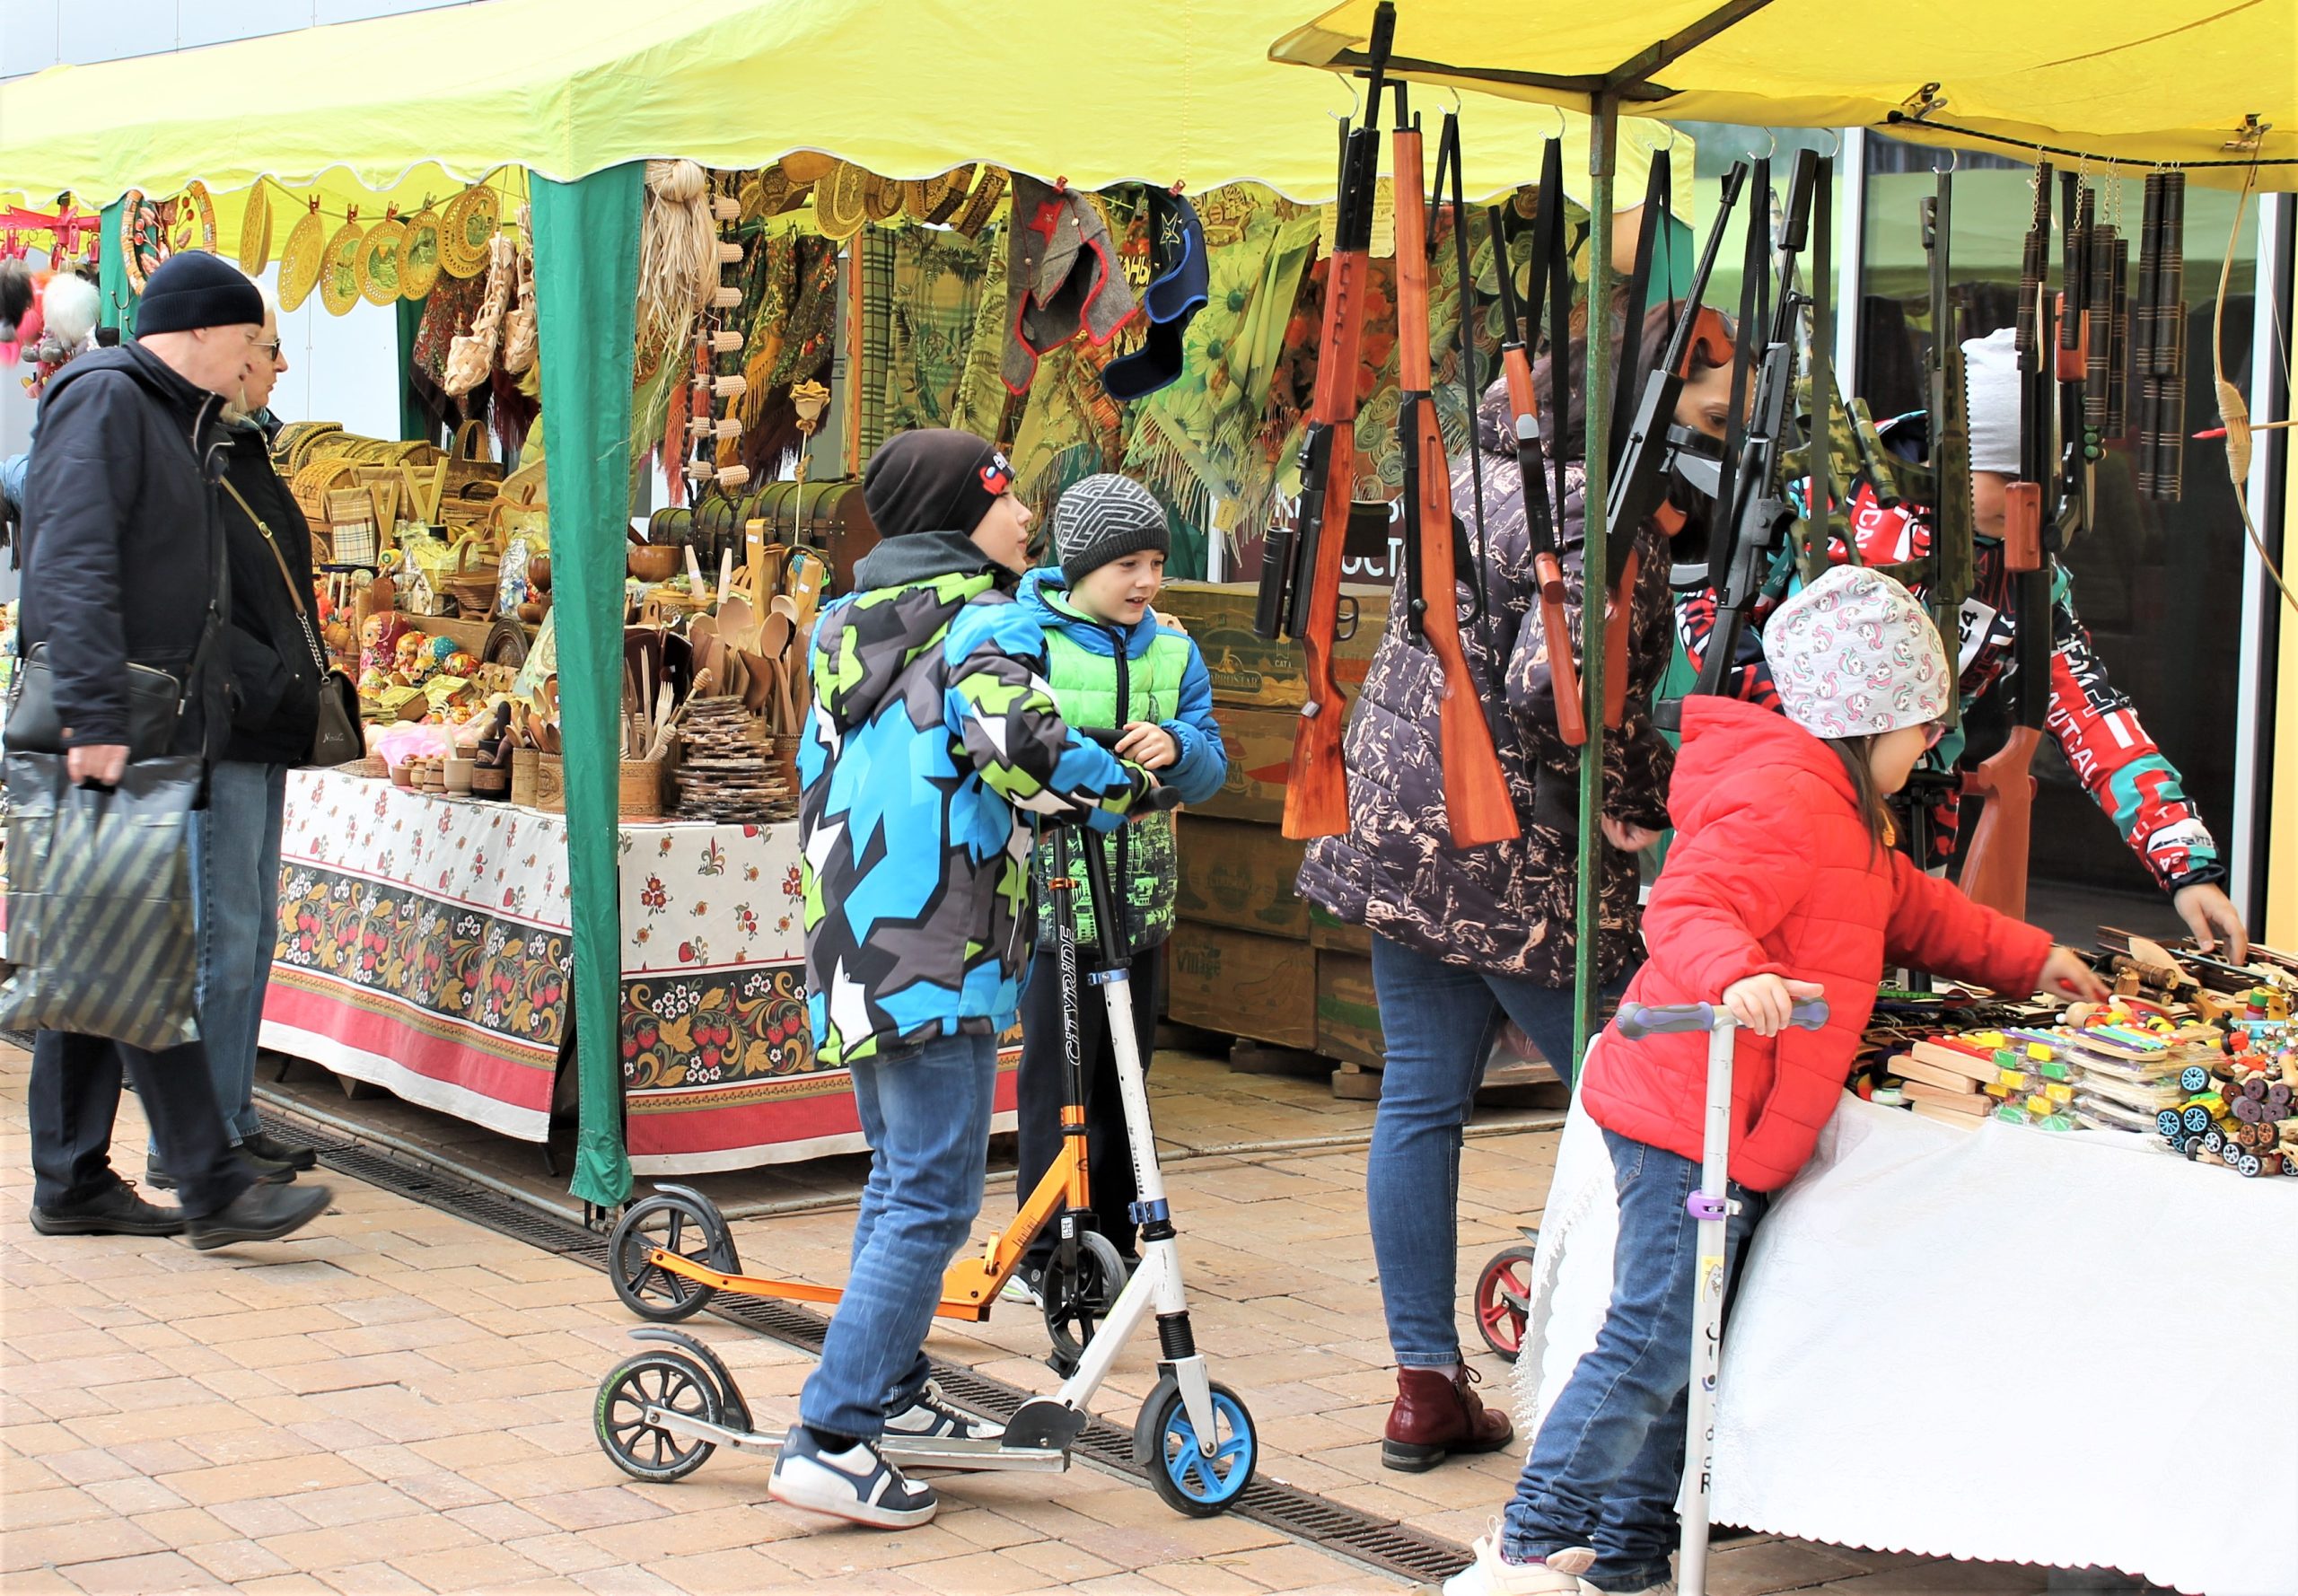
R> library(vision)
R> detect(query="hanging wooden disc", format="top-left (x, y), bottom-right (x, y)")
top-left (276, 199), bottom-right (325, 312)
top-left (236, 180), bottom-right (275, 273)
top-left (814, 162), bottom-right (871, 241)
top-left (923, 163), bottom-right (977, 225)
top-left (119, 190), bottom-right (169, 297)
top-left (863, 170), bottom-right (905, 224)
top-left (399, 207), bottom-right (442, 300)
top-left (438, 184), bottom-right (499, 279)
top-left (947, 167), bottom-right (1008, 240)
top-left (170, 181), bottom-right (219, 257)
top-left (319, 215), bottom-right (366, 316)
top-left (356, 215), bottom-right (406, 305)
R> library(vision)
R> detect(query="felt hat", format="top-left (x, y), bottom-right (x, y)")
top-left (1053, 473), bottom-right (1169, 583)
top-left (135, 250), bottom-right (263, 335)
top-left (1102, 189), bottom-right (1209, 402)
top-left (864, 429), bottom-right (1013, 539)
top-left (1763, 565), bottom-right (1952, 740)
top-left (1962, 326), bottom-right (2022, 477)
top-left (814, 162), bottom-right (872, 241)
top-left (863, 171), bottom-right (907, 224)
top-left (948, 167), bottom-right (1008, 240)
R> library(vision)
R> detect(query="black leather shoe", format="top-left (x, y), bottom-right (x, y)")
top-left (240, 1130), bottom-right (319, 1171)
top-left (186, 1183), bottom-right (331, 1252)
top-left (31, 1181), bottom-right (185, 1237)
top-left (148, 1148), bottom-right (295, 1191)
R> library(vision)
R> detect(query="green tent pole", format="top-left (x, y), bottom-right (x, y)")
top-left (1570, 96), bottom-right (1620, 1071)
top-left (97, 197), bottom-right (134, 336)
top-left (531, 162), bottom-right (643, 1211)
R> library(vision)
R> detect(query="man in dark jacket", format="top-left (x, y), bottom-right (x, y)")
top-left (16, 251), bottom-right (329, 1250)
top-left (145, 289), bottom-right (321, 1190)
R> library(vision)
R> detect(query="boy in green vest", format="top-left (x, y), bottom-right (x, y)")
top-left (1004, 474), bottom-right (1227, 1304)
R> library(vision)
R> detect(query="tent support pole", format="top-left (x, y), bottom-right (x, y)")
top-left (1571, 93), bottom-right (1620, 1072)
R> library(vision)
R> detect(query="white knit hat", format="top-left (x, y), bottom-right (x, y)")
top-left (1962, 326), bottom-right (2022, 476)
top-left (1763, 566), bottom-right (1953, 739)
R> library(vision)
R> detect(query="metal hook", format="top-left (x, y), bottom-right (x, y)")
top-left (1539, 101), bottom-right (1567, 143)
top-left (1934, 145), bottom-right (1959, 175)
top-left (1816, 127), bottom-right (1842, 161)
top-left (1753, 127), bottom-right (1777, 162)
top-left (1445, 86), bottom-right (1463, 117)
top-left (1331, 73), bottom-right (1362, 124)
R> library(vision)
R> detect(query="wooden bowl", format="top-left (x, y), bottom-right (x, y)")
top-left (628, 544), bottom-right (680, 583)
top-left (526, 554), bottom-right (550, 591)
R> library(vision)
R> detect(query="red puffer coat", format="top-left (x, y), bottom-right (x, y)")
top-left (1580, 697), bottom-right (2052, 1190)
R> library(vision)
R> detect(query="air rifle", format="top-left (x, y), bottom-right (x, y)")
top-left (1921, 165), bottom-right (1973, 728)
top-left (1601, 161), bottom-right (1748, 723)
top-left (1252, 3), bottom-right (1394, 839)
top-left (1487, 168), bottom-right (1583, 747)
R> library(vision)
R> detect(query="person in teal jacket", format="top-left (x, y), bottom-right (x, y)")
top-left (1004, 475), bottom-right (1227, 1302)
top-left (778, 432), bottom-right (1172, 1531)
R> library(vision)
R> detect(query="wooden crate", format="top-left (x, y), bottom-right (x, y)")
top-left (1165, 923), bottom-right (1317, 1052)
top-left (1174, 815), bottom-right (1310, 940)
top-left (1196, 706), bottom-right (1298, 826)
top-left (1157, 582), bottom-right (1390, 712)
top-left (1309, 902), bottom-right (1373, 955)
top-left (1314, 948), bottom-right (1384, 1067)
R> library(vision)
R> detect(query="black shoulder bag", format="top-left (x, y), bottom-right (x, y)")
top-left (219, 476), bottom-right (364, 767)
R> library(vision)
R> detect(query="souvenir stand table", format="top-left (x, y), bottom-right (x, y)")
top-left (259, 767), bottom-right (1018, 1173)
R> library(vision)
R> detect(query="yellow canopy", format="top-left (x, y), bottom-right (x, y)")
top-left (0, 0), bottom-right (1691, 219)
top-left (1270, 0), bottom-right (2298, 189)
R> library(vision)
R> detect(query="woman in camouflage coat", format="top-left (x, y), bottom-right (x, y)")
top-left (1298, 304), bottom-right (1740, 1471)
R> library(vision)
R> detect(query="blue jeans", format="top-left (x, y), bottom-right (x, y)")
top-left (163, 761), bottom-right (288, 1147)
top-left (1502, 1127), bottom-right (1769, 1593)
top-left (1367, 932), bottom-right (1616, 1369)
top-left (800, 1030), bottom-right (999, 1440)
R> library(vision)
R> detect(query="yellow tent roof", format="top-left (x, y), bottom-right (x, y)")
top-left (1270, 0), bottom-right (2298, 189)
top-left (0, 0), bottom-right (1691, 219)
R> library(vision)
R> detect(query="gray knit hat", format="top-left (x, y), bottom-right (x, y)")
top-left (1051, 473), bottom-right (1169, 583)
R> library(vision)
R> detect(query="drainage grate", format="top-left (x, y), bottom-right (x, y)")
top-left (259, 1104), bottom-right (1473, 1587)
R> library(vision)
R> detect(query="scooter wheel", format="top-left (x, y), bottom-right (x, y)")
top-left (1473, 1242), bottom-right (1539, 1362)
top-left (594, 1349), bottom-right (722, 1482)
top-left (610, 1193), bottom-right (735, 1322)
top-left (1041, 1230), bottom-right (1128, 1372)
top-left (1136, 1377), bottom-right (1255, 1517)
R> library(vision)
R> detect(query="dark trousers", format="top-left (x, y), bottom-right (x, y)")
top-left (1015, 943), bottom-right (1164, 1265)
top-left (30, 1030), bottom-right (251, 1219)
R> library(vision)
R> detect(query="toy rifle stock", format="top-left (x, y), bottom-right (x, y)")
top-left (1252, 4), bottom-right (1393, 839)
top-left (1602, 162), bottom-right (1748, 722)
top-left (1393, 89), bottom-right (1517, 847)
top-left (1959, 164), bottom-right (2056, 921)
top-left (1487, 169), bottom-right (1583, 746)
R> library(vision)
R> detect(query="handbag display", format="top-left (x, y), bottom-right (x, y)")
top-left (223, 476), bottom-right (363, 767)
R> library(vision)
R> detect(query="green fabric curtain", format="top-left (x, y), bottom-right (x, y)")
top-left (531, 162), bottom-right (643, 1209)
top-left (396, 296), bottom-right (429, 443)
top-left (97, 198), bottom-right (133, 335)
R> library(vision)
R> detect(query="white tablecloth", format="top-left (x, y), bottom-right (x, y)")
top-left (1516, 1095), bottom-right (2298, 1596)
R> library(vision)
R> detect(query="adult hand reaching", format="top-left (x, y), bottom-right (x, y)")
top-left (2171, 883), bottom-right (2250, 965)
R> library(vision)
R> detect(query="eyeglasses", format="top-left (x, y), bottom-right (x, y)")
top-left (250, 339), bottom-right (284, 360)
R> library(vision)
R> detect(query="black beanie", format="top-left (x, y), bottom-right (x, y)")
top-left (136, 251), bottom-right (264, 337)
top-left (863, 429), bottom-right (1013, 539)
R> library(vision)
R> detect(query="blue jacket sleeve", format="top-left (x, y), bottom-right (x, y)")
top-left (1159, 640), bottom-right (1230, 807)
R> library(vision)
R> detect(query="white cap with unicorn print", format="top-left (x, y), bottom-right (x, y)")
top-left (1763, 565), bottom-right (1953, 739)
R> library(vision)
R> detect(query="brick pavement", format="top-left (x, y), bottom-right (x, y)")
top-left (4, 1045), bottom-right (2130, 1594)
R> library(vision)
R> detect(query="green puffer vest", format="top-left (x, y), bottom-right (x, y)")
top-left (1033, 616), bottom-right (1194, 956)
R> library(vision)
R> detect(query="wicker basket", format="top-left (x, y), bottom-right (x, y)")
top-left (443, 419), bottom-right (505, 495)
top-left (325, 488), bottom-right (380, 566)
top-left (618, 758), bottom-right (665, 819)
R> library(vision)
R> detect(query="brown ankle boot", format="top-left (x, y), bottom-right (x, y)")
top-left (1381, 1364), bottom-right (1513, 1472)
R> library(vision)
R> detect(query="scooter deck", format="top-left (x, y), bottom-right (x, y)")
top-left (641, 1405), bottom-right (1072, 1474)
top-left (646, 1249), bottom-right (997, 1322)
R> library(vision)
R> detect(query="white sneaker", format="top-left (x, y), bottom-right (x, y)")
top-left (998, 1264), bottom-right (1046, 1308)
top-left (1441, 1534), bottom-right (1601, 1595)
top-left (767, 1425), bottom-right (937, 1529)
top-left (883, 1379), bottom-right (1004, 1443)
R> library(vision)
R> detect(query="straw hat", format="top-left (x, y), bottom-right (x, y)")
top-left (237, 180), bottom-right (274, 273)
top-left (814, 162), bottom-right (872, 241)
top-left (277, 200), bottom-right (325, 311)
top-left (863, 170), bottom-right (905, 224)
top-left (356, 215), bottom-right (406, 305)
top-left (780, 151), bottom-right (838, 186)
top-left (320, 218), bottom-right (366, 316)
top-left (439, 185), bottom-right (499, 279)
top-left (399, 207), bottom-right (442, 300)
top-left (948, 167), bottom-right (1009, 240)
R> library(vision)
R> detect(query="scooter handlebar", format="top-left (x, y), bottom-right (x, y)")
top-left (1613, 997), bottom-right (1829, 1039)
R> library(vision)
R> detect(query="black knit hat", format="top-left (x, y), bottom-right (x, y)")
top-left (863, 429), bottom-right (1014, 539)
top-left (1052, 473), bottom-right (1169, 583)
top-left (136, 251), bottom-right (264, 337)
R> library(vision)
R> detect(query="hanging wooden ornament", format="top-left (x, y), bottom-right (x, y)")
top-left (236, 179), bottom-right (274, 274)
top-left (439, 183), bottom-right (500, 279)
top-left (276, 197), bottom-right (326, 312)
top-left (399, 207), bottom-right (442, 301)
top-left (170, 181), bottom-right (218, 257)
top-left (320, 209), bottom-right (366, 316)
top-left (119, 190), bottom-right (169, 296)
top-left (356, 210), bottom-right (407, 305)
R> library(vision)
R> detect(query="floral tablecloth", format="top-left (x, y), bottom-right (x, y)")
top-left (263, 768), bottom-right (1016, 1173)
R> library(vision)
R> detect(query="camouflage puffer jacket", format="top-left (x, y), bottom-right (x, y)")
top-left (1297, 384), bottom-right (1678, 987)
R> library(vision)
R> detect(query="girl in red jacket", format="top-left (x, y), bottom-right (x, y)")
top-left (1448, 566), bottom-right (2105, 1596)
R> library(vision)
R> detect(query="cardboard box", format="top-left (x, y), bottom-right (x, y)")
top-left (1315, 949), bottom-right (1386, 1067)
top-left (1308, 902), bottom-right (1373, 955)
top-left (1158, 581), bottom-right (1390, 712)
top-left (1174, 816), bottom-right (1310, 940)
top-left (1165, 923), bottom-right (1317, 1051)
top-left (1196, 706), bottom-right (1298, 826)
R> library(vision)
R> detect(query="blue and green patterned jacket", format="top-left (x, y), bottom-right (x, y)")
top-left (799, 530), bottom-right (1161, 1068)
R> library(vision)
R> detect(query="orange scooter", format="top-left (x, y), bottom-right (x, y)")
top-left (608, 825), bottom-right (1130, 1371)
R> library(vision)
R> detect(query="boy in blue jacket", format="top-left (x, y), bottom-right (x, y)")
top-left (1004, 475), bottom-right (1227, 1303)
top-left (776, 432), bottom-right (1171, 1530)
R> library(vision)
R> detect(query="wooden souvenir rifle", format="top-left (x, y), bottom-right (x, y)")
top-left (1959, 164), bottom-right (2056, 921)
top-left (1600, 162), bottom-right (1747, 723)
top-left (1688, 151), bottom-right (1819, 701)
top-left (1487, 166), bottom-right (1583, 746)
top-left (1393, 88), bottom-right (1517, 846)
top-left (1921, 167), bottom-right (1972, 728)
top-left (1252, 2), bottom-right (1393, 839)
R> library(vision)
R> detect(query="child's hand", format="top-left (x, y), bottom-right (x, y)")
top-left (1720, 974), bottom-right (1827, 1037)
top-left (2039, 945), bottom-right (2109, 1002)
top-left (1115, 722), bottom-right (1179, 770)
